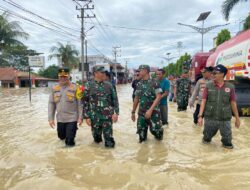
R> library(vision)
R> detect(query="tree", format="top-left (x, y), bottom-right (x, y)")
top-left (0, 45), bottom-right (39, 71)
top-left (163, 53), bottom-right (191, 77)
top-left (48, 42), bottom-right (79, 69)
top-left (0, 12), bottom-right (38, 71)
top-left (0, 12), bottom-right (28, 50)
top-left (38, 65), bottom-right (59, 79)
top-left (243, 14), bottom-right (250, 31)
top-left (222, 0), bottom-right (249, 21)
top-left (216, 29), bottom-right (231, 46)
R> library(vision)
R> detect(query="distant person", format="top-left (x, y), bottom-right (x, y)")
top-left (156, 69), bottom-right (170, 125)
top-left (189, 67), bottom-right (213, 124)
top-left (131, 65), bottom-right (164, 143)
top-left (83, 66), bottom-right (119, 148)
top-left (168, 75), bottom-right (175, 102)
top-left (175, 72), bottom-right (191, 111)
top-left (104, 70), bottom-right (116, 91)
top-left (198, 64), bottom-right (240, 149)
top-left (48, 68), bottom-right (83, 147)
top-left (132, 70), bottom-right (140, 101)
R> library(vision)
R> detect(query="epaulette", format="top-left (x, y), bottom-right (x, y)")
top-left (69, 83), bottom-right (77, 90)
top-left (53, 84), bottom-right (61, 91)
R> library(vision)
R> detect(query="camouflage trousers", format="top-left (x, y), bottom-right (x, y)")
top-left (137, 110), bottom-right (164, 143)
top-left (203, 119), bottom-right (232, 145)
top-left (91, 118), bottom-right (115, 148)
top-left (177, 93), bottom-right (189, 111)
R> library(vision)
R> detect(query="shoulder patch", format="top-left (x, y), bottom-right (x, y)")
top-left (53, 84), bottom-right (61, 91)
top-left (69, 84), bottom-right (77, 90)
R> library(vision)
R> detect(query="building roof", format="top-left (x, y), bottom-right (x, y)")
top-left (0, 67), bottom-right (57, 81)
top-left (0, 67), bottom-right (18, 81)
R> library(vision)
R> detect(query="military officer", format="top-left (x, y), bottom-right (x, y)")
top-left (175, 72), bottom-right (191, 111)
top-left (131, 65), bottom-right (164, 143)
top-left (83, 66), bottom-right (119, 148)
top-left (48, 68), bottom-right (83, 147)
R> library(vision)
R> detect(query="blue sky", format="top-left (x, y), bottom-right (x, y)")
top-left (0, 0), bottom-right (249, 69)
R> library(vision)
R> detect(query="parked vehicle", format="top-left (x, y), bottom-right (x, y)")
top-left (191, 29), bottom-right (250, 116)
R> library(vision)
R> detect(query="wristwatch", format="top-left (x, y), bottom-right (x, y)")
top-left (131, 111), bottom-right (135, 114)
top-left (198, 115), bottom-right (202, 118)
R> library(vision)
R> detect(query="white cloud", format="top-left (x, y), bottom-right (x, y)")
top-left (0, 0), bottom-right (249, 68)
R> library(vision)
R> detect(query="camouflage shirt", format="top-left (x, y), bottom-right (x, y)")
top-left (83, 80), bottom-right (119, 120)
top-left (176, 78), bottom-right (191, 97)
top-left (135, 79), bottom-right (162, 116)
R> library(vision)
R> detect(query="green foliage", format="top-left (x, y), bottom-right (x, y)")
top-left (243, 14), bottom-right (250, 31)
top-left (38, 65), bottom-right (59, 79)
top-left (151, 72), bottom-right (156, 79)
top-left (216, 29), bottom-right (231, 46)
top-left (0, 12), bottom-right (29, 47)
top-left (0, 44), bottom-right (38, 71)
top-left (163, 53), bottom-right (191, 77)
top-left (48, 42), bottom-right (79, 69)
top-left (222, 0), bottom-right (248, 21)
top-left (0, 12), bottom-right (37, 71)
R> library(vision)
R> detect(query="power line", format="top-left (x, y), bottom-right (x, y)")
top-left (92, 0), bottom-right (118, 44)
top-left (89, 8), bottom-right (117, 45)
top-left (3, 0), bottom-right (81, 33)
top-left (0, 6), bottom-right (80, 41)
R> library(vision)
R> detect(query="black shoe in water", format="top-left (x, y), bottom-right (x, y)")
top-left (105, 137), bottom-right (115, 148)
top-left (222, 143), bottom-right (234, 149)
top-left (202, 138), bottom-right (211, 144)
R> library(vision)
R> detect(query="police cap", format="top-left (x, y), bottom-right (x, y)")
top-left (58, 67), bottom-right (69, 77)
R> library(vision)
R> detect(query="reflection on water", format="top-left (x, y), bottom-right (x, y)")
top-left (0, 85), bottom-right (250, 190)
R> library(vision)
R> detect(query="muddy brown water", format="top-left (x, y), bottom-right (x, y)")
top-left (0, 85), bottom-right (250, 190)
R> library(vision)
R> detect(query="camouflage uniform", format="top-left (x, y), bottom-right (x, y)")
top-left (83, 66), bottom-right (119, 148)
top-left (176, 77), bottom-right (191, 111)
top-left (135, 65), bottom-right (163, 143)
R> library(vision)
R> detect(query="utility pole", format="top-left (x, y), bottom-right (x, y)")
top-left (112, 46), bottom-right (121, 85)
top-left (177, 41), bottom-right (183, 57)
top-left (124, 58), bottom-right (130, 83)
top-left (75, 0), bottom-right (95, 83)
top-left (85, 39), bottom-right (88, 80)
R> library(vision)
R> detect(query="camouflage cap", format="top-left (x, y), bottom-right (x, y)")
top-left (93, 65), bottom-right (105, 73)
top-left (138, 64), bottom-right (150, 72)
top-left (58, 67), bottom-right (69, 77)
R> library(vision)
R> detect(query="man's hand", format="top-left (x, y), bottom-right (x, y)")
top-left (112, 113), bottom-right (118, 123)
top-left (86, 118), bottom-right (91, 126)
top-left (235, 117), bottom-right (240, 129)
top-left (145, 110), bottom-right (153, 120)
top-left (131, 113), bottom-right (136, 122)
top-left (78, 118), bottom-right (83, 126)
top-left (49, 120), bottom-right (55, 128)
top-left (189, 102), bottom-right (194, 108)
top-left (173, 96), bottom-right (176, 102)
top-left (198, 117), bottom-right (203, 127)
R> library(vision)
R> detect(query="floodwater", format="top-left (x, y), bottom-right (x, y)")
top-left (0, 84), bottom-right (250, 190)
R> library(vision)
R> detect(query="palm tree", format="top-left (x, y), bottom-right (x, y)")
top-left (0, 12), bottom-right (29, 68)
top-left (0, 12), bottom-right (29, 48)
top-left (222, 0), bottom-right (249, 21)
top-left (48, 42), bottom-right (79, 69)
